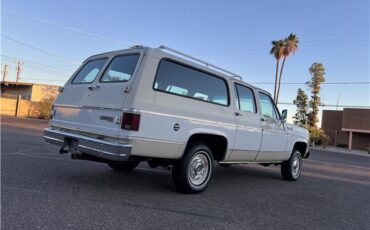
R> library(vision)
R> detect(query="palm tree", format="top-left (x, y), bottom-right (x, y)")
top-left (275, 33), bottom-right (299, 103)
top-left (270, 39), bottom-right (285, 102)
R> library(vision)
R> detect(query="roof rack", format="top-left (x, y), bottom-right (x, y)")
top-left (158, 45), bottom-right (243, 80)
top-left (130, 44), bottom-right (144, 49)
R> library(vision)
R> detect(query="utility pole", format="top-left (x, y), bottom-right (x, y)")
top-left (15, 61), bottom-right (23, 83)
top-left (1, 64), bottom-right (10, 82)
top-left (336, 93), bottom-right (342, 110)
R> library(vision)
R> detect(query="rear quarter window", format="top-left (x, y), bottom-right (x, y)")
top-left (72, 58), bottom-right (107, 84)
top-left (153, 60), bottom-right (229, 106)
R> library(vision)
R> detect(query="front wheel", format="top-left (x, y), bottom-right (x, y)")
top-left (281, 150), bottom-right (302, 181)
top-left (172, 143), bottom-right (214, 194)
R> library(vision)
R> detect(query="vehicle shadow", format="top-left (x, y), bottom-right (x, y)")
top-left (60, 162), bottom-right (285, 195)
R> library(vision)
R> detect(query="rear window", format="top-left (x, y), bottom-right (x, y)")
top-left (100, 54), bottom-right (140, 82)
top-left (154, 60), bottom-right (229, 106)
top-left (72, 58), bottom-right (107, 84)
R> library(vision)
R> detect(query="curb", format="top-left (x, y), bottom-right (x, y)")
top-left (311, 146), bottom-right (370, 157)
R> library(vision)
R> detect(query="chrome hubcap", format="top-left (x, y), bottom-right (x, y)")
top-left (292, 156), bottom-right (300, 177)
top-left (188, 152), bottom-right (210, 186)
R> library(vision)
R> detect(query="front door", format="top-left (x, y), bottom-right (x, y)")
top-left (256, 92), bottom-right (288, 161)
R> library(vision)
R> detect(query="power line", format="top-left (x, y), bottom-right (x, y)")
top-left (5, 9), bottom-right (368, 55)
top-left (4, 9), bottom-right (133, 46)
top-left (1, 34), bottom-right (80, 65)
top-left (21, 78), bottom-right (65, 82)
top-left (25, 65), bottom-right (70, 77)
top-left (278, 102), bottom-right (370, 109)
top-left (1, 54), bottom-right (75, 73)
top-left (1, 55), bottom-right (73, 75)
top-left (251, 82), bottom-right (370, 85)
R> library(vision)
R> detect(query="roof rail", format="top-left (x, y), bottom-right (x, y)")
top-left (130, 44), bottom-right (144, 49)
top-left (158, 45), bottom-right (243, 80)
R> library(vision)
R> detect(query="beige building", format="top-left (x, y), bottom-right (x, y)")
top-left (1, 81), bottom-right (60, 102)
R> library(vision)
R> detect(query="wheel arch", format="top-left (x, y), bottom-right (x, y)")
top-left (293, 141), bottom-right (308, 157)
top-left (184, 131), bottom-right (229, 162)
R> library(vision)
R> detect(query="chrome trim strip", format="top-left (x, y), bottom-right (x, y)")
top-left (219, 161), bottom-right (282, 164)
top-left (47, 129), bottom-right (130, 147)
top-left (55, 104), bottom-right (123, 111)
top-left (44, 128), bottom-right (132, 161)
top-left (81, 105), bottom-right (122, 111)
top-left (50, 124), bottom-right (119, 139)
top-left (78, 144), bottom-right (127, 157)
top-left (54, 107), bottom-right (237, 128)
top-left (44, 136), bottom-right (64, 143)
top-left (54, 104), bottom-right (80, 108)
top-left (129, 136), bottom-right (184, 145)
top-left (139, 110), bottom-right (237, 128)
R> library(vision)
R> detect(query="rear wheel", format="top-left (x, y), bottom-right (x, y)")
top-left (172, 143), bottom-right (214, 194)
top-left (281, 150), bottom-right (302, 181)
top-left (108, 161), bottom-right (140, 172)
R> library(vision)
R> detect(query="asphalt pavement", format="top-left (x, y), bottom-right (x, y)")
top-left (1, 116), bottom-right (369, 230)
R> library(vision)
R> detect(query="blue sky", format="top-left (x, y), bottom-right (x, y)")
top-left (1, 0), bottom-right (369, 120)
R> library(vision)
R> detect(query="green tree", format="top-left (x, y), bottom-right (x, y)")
top-left (293, 88), bottom-right (309, 128)
top-left (275, 33), bottom-right (299, 103)
top-left (307, 62), bottom-right (326, 128)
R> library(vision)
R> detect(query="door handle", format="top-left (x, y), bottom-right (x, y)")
top-left (235, 112), bottom-right (243, 116)
top-left (260, 117), bottom-right (266, 121)
top-left (88, 85), bottom-right (100, 90)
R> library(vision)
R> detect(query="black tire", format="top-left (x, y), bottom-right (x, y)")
top-left (108, 161), bottom-right (140, 172)
top-left (281, 150), bottom-right (302, 181)
top-left (172, 143), bottom-right (214, 194)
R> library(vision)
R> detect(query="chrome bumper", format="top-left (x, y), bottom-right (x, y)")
top-left (44, 128), bottom-right (131, 161)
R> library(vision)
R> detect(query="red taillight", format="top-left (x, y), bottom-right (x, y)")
top-left (121, 112), bottom-right (141, 131)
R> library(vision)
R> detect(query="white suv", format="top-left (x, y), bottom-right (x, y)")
top-left (44, 45), bottom-right (310, 193)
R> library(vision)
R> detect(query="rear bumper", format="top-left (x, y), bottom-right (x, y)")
top-left (44, 128), bottom-right (131, 161)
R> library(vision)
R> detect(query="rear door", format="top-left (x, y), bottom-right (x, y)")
top-left (52, 49), bottom-right (144, 137)
top-left (229, 83), bottom-right (263, 161)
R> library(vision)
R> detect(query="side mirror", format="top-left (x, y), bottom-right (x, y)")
top-left (281, 109), bottom-right (287, 122)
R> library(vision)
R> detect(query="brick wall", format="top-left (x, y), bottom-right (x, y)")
top-left (342, 108), bottom-right (370, 131)
top-left (322, 109), bottom-right (370, 150)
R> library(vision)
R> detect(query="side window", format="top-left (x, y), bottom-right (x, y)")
top-left (100, 54), bottom-right (140, 82)
top-left (72, 58), bottom-right (107, 84)
top-left (258, 93), bottom-right (279, 119)
top-left (154, 60), bottom-right (229, 106)
top-left (235, 84), bottom-right (256, 113)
